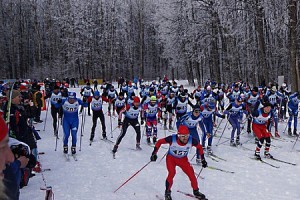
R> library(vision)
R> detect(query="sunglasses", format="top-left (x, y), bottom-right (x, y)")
top-left (178, 134), bottom-right (189, 138)
top-left (194, 110), bottom-right (201, 113)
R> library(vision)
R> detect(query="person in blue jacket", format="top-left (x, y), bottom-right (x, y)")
top-left (224, 96), bottom-right (247, 146)
top-left (199, 102), bottom-right (225, 154)
top-left (287, 92), bottom-right (300, 136)
top-left (61, 92), bottom-right (87, 155)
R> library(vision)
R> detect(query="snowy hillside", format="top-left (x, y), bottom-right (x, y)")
top-left (20, 80), bottom-right (300, 200)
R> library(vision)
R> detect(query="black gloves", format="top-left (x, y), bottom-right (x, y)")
top-left (83, 97), bottom-right (87, 103)
top-left (141, 118), bottom-right (145, 125)
top-left (221, 115), bottom-right (225, 119)
top-left (201, 159), bottom-right (207, 168)
top-left (118, 120), bottom-right (123, 126)
top-left (150, 154), bottom-right (157, 162)
top-left (57, 99), bottom-right (62, 104)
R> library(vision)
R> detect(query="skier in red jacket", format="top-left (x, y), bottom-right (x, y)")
top-left (150, 125), bottom-right (208, 200)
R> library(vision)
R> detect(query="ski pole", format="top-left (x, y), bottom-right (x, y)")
top-left (113, 161), bottom-right (152, 193)
top-left (291, 133), bottom-right (300, 151)
top-left (190, 153), bottom-right (196, 162)
top-left (43, 99), bottom-right (50, 131)
top-left (82, 107), bottom-right (87, 134)
top-left (110, 112), bottom-right (113, 138)
top-left (196, 167), bottom-right (204, 179)
top-left (213, 118), bottom-right (224, 136)
top-left (79, 108), bottom-right (85, 151)
top-left (159, 150), bottom-right (168, 163)
top-left (109, 125), bottom-right (119, 137)
top-left (216, 116), bottom-right (230, 146)
top-left (55, 119), bottom-right (60, 151)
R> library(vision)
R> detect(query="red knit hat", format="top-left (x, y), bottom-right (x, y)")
top-left (177, 125), bottom-right (189, 135)
top-left (133, 96), bottom-right (140, 103)
top-left (0, 116), bottom-right (8, 142)
top-left (19, 85), bottom-right (27, 90)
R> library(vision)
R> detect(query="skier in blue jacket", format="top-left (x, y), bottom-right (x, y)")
top-left (61, 92), bottom-right (87, 155)
top-left (287, 92), bottom-right (300, 136)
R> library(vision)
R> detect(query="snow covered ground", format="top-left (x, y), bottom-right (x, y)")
top-left (20, 80), bottom-right (300, 200)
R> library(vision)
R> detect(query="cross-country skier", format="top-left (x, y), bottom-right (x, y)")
top-left (79, 82), bottom-right (94, 116)
top-left (107, 85), bottom-right (118, 116)
top-left (49, 85), bottom-right (62, 136)
top-left (199, 102), bottom-right (225, 153)
top-left (143, 96), bottom-right (161, 144)
top-left (224, 96), bottom-right (247, 146)
top-left (252, 102), bottom-right (274, 159)
top-left (287, 92), bottom-right (300, 136)
top-left (61, 92), bottom-right (87, 155)
top-left (90, 91), bottom-right (109, 142)
top-left (112, 96), bottom-right (142, 154)
top-left (246, 87), bottom-right (260, 134)
top-left (150, 125), bottom-right (208, 200)
top-left (263, 86), bottom-right (284, 137)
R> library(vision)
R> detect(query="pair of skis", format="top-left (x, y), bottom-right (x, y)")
top-left (65, 154), bottom-right (78, 161)
top-left (156, 190), bottom-right (208, 200)
top-left (250, 156), bottom-right (296, 168)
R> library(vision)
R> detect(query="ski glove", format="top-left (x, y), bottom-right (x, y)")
top-left (150, 154), bottom-right (157, 162)
top-left (118, 120), bottom-right (123, 126)
top-left (220, 114), bottom-right (225, 119)
top-left (201, 159), bottom-right (207, 168)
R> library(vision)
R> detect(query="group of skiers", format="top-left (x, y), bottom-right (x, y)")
top-left (1, 77), bottom-right (300, 200)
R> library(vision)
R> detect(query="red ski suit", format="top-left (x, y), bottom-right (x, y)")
top-left (153, 134), bottom-right (204, 191)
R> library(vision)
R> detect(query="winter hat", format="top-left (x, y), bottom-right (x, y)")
top-left (150, 96), bottom-right (157, 102)
top-left (263, 102), bottom-right (272, 108)
top-left (133, 96), bottom-right (140, 103)
top-left (271, 86), bottom-right (277, 92)
top-left (236, 96), bottom-right (243, 102)
top-left (54, 85), bottom-right (60, 90)
top-left (0, 116), bottom-right (8, 142)
top-left (94, 91), bottom-right (100, 97)
top-left (19, 85), bottom-right (27, 90)
top-left (252, 87), bottom-right (258, 92)
top-left (11, 90), bottom-right (21, 99)
top-left (177, 125), bottom-right (189, 135)
top-left (193, 104), bottom-right (201, 111)
top-left (68, 92), bottom-right (76, 99)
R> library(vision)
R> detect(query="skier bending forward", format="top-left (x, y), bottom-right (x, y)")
top-left (150, 125), bottom-right (208, 200)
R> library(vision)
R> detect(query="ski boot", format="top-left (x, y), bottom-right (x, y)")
top-left (207, 146), bottom-right (213, 155)
top-left (153, 136), bottom-right (157, 144)
top-left (165, 190), bottom-right (172, 200)
top-left (264, 151), bottom-right (273, 159)
top-left (112, 145), bottom-right (118, 153)
top-left (293, 129), bottom-right (299, 137)
top-left (274, 131), bottom-right (280, 138)
top-left (71, 146), bottom-right (76, 155)
top-left (63, 146), bottom-right (68, 154)
top-left (247, 127), bottom-right (251, 134)
top-left (146, 137), bottom-right (151, 144)
top-left (254, 151), bottom-right (261, 160)
top-left (193, 189), bottom-right (206, 200)
top-left (102, 133), bottom-right (107, 139)
top-left (288, 128), bottom-right (292, 136)
top-left (136, 143), bottom-right (142, 150)
top-left (236, 136), bottom-right (240, 145)
top-left (255, 137), bottom-right (259, 145)
top-left (230, 140), bottom-right (236, 147)
top-left (90, 133), bottom-right (95, 142)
